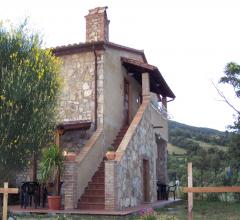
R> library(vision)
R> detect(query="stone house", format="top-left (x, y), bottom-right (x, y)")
top-left (51, 6), bottom-right (175, 210)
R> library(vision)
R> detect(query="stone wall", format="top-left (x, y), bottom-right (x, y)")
top-left (59, 52), bottom-right (95, 122)
top-left (58, 50), bottom-right (104, 129)
top-left (60, 130), bottom-right (92, 153)
top-left (105, 99), bottom-right (158, 210)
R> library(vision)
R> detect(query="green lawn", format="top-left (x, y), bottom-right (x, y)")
top-left (157, 200), bottom-right (240, 220)
top-left (167, 144), bottom-right (186, 155)
top-left (13, 200), bottom-right (240, 220)
top-left (167, 139), bottom-right (227, 156)
top-left (194, 140), bottom-right (228, 151)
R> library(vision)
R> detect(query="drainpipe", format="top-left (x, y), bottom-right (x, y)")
top-left (93, 47), bottom-right (98, 130)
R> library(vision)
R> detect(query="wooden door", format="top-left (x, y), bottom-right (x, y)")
top-left (143, 159), bottom-right (150, 202)
top-left (124, 79), bottom-right (130, 125)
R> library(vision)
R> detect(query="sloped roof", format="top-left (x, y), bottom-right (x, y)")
top-left (121, 57), bottom-right (175, 98)
top-left (52, 42), bottom-right (175, 98)
top-left (52, 41), bottom-right (147, 62)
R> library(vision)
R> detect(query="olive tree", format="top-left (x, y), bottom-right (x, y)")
top-left (0, 23), bottom-right (61, 181)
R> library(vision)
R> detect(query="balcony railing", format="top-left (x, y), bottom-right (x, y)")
top-left (150, 100), bottom-right (169, 120)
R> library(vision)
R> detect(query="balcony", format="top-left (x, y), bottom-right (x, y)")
top-left (150, 100), bottom-right (169, 141)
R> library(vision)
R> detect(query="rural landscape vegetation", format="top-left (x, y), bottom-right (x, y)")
top-left (0, 11), bottom-right (240, 220)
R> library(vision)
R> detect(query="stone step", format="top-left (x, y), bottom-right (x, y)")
top-left (78, 159), bottom-right (105, 210)
top-left (93, 172), bottom-right (104, 178)
top-left (114, 137), bottom-right (124, 141)
top-left (87, 183), bottom-right (104, 190)
top-left (112, 139), bottom-right (122, 145)
top-left (112, 141), bottom-right (122, 148)
top-left (91, 177), bottom-right (104, 183)
top-left (114, 136), bottom-right (124, 142)
top-left (78, 202), bottom-right (105, 210)
top-left (110, 125), bottom-right (129, 150)
top-left (84, 189), bottom-right (104, 196)
top-left (95, 168), bottom-right (104, 172)
top-left (117, 131), bottom-right (127, 136)
top-left (80, 195), bottom-right (105, 203)
top-left (93, 168), bottom-right (104, 174)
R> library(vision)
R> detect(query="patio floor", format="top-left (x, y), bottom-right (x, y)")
top-left (9, 199), bottom-right (181, 216)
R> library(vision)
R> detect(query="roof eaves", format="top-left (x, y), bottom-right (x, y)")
top-left (121, 57), bottom-right (175, 98)
top-left (51, 41), bottom-right (147, 62)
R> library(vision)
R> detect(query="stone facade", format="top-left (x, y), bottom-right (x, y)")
top-left (16, 7), bottom-right (174, 212)
top-left (60, 130), bottom-right (91, 153)
top-left (115, 101), bottom-right (157, 209)
top-left (105, 99), bottom-right (159, 210)
top-left (59, 52), bottom-right (95, 123)
top-left (52, 6), bottom-right (174, 210)
top-left (59, 51), bottom-right (104, 129)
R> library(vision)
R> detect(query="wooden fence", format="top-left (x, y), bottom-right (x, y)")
top-left (183, 162), bottom-right (240, 220)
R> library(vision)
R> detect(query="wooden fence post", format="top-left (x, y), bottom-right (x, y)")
top-left (188, 162), bottom-right (193, 220)
top-left (184, 163), bottom-right (240, 219)
top-left (0, 182), bottom-right (18, 220)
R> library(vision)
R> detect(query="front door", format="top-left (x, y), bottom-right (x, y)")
top-left (124, 79), bottom-right (130, 125)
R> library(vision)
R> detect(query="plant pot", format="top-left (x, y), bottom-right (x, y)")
top-left (48, 195), bottom-right (61, 210)
top-left (106, 151), bottom-right (115, 160)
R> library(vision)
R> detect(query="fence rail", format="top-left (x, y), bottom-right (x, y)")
top-left (184, 186), bottom-right (240, 193)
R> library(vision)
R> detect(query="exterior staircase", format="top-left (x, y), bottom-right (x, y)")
top-left (78, 161), bottom-right (105, 209)
top-left (112, 125), bottom-right (129, 150)
top-left (78, 125), bottom-right (129, 209)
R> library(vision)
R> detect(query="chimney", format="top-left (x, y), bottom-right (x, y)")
top-left (85, 6), bottom-right (110, 43)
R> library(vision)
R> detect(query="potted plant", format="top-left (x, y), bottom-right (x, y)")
top-left (106, 146), bottom-right (116, 160)
top-left (40, 144), bottom-right (65, 210)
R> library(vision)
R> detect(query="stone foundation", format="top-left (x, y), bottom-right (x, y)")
top-left (60, 130), bottom-right (92, 153)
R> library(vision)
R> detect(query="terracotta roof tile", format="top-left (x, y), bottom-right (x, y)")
top-left (121, 57), bottom-right (175, 98)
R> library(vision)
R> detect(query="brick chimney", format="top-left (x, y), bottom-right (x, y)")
top-left (85, 6), bottom-right (110, 43)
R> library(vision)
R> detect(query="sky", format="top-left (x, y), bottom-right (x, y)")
top-left (0, 0), bottom-right (240, 131)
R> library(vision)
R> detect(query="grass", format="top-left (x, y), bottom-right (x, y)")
top-left (194, 140), bottom-right (228, 151)
top-left (158, 200), bottom-right (240, 220)
top-left (13, 200), bottom-right (240, 220)
top-left (167, 144), bottom-right (186, 155)
top-left (168, 139), bottom-right (228, 155)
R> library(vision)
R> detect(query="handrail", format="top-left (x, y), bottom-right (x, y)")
top-left (150, 100), bottom-right (170, 120)
top-left (151, 100), bottom-right (168, 115)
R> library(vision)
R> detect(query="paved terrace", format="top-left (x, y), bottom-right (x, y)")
top-left (10, 199), bottom-right (181, 217)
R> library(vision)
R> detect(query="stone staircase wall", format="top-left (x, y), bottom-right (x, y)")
top-left (105, 97), bottom-right (159, 210)
top-left (64, 126), bottom-right (104, 209)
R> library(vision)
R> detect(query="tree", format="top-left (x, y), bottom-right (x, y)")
top-left (0, 22), bottom-right (61, 181)
top-left (219, 62), bottom-right (240, 131)
top-left (218, 62), bottom-right (240, 187)
top-left (217, 62), bottom-right (240, 131)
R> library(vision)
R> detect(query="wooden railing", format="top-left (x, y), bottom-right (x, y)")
top-left (184, 162), bottom-right (240, 220)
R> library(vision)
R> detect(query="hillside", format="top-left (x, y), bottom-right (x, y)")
top-left (168, 120), bottom-right (230, 154)
top-left (167, 121), bottom-right (239, 195)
